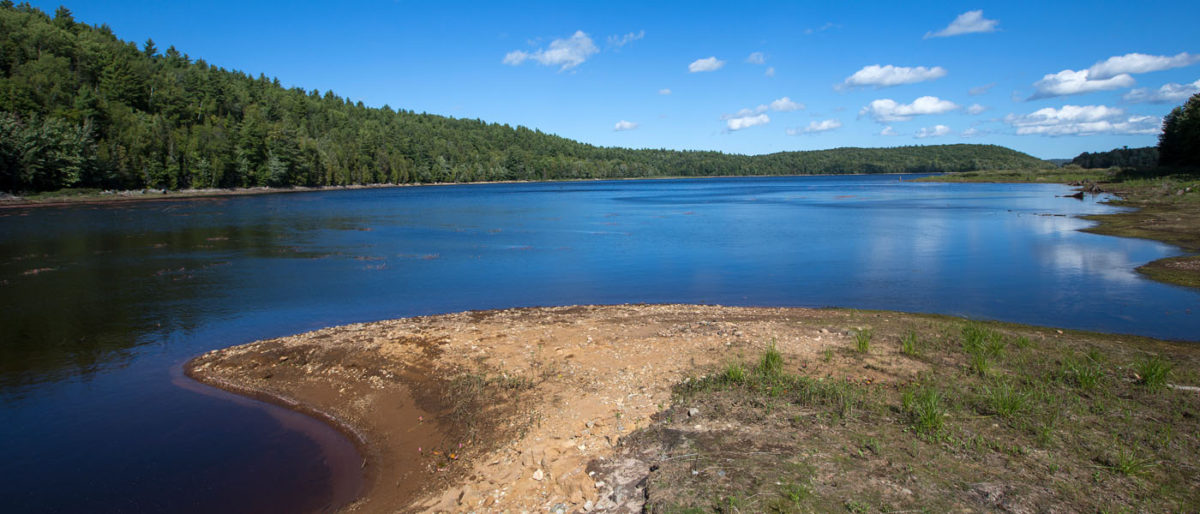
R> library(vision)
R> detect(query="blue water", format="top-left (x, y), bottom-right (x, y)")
top-left (1, 175), bottom-right (1197, 512)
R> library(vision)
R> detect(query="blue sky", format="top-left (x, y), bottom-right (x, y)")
top-left (35, 0), bottom-right (1200, 159)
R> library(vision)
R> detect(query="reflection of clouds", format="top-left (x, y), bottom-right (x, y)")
top-left (911, 216), bottom-right (949, 256)
top-left (1041, 243), bottom-right (1141, 284)
top-left (1022, 214), bottom-right (1092, 236)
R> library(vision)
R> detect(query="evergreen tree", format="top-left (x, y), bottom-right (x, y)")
top-left (1159, 93), bottom-right (1200, 168)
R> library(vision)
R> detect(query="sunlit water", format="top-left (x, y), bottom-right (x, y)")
top-left (1, 175), bottom-right (1197, 512)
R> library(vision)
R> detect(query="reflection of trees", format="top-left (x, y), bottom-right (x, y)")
top-left (0, 199), bottom-right (382, 395)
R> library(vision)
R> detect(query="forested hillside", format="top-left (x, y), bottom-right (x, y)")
top-left (0, 3), bottom-right (1051, 193)
top-left (1070, 146), bottom-right (1158, 169)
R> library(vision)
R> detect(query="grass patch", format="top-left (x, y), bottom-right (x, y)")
top-left (900, 329), bottom-right (922, 357)
top-left (1103, 447), bottom-right (1156, 477)
top-left (854, 329), bottom-right (872, 354)
top-left (903, 385), bottom-right (946, 436)
top-left (982, 379), bottom-right (1030, 418)
top-left (1135, 355), bottom-right (1173, 390)
top-left (622, 313), bottom-right (1200, 513)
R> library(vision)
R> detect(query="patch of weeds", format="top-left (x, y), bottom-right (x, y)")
top-left (713, 495), bottom-right (745, 513)
top-left (1060, 355), bottom-right (1104, 391)
top-left (900, 329), bottom-right (922, 357)
top-left (723, 361), bottom-right (747, 385)
top-left (902, 385), bottom-right (946, 436)
top-left (1013, 335), bottom-right (1032, 349)
top-left (1135, 355), bottom-right (1173, 390)
top-left (822, 348), bottom-right (834, 362)
top-left (1103, 447), bottom-right (1155, 477)
top-left (844, 499), bottom-right (871, 512)
top-left (969, 352), bottom-right (992, 376)
top-left (859, 436), bottom-right (881, 456)
top-left (854, 329), bottom-right (873, 354)
top-left (758, 340), bottom-right (784, 379)
top-left (962, 323), bottom-right (1005, 375)
top-left (774, 481), bottom-right (812, 510)
top-left (983, 379), bottom-right (1029, 418)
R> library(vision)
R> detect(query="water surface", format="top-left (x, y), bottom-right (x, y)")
top-left (1, 175), bottom-right (1197, 512)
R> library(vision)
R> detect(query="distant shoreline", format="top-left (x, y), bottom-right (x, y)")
top-left (0, 172), bottom-right (925, 209)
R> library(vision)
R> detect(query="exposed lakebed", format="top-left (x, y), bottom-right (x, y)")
top-left (2, 175), bottom-right (1198, 512)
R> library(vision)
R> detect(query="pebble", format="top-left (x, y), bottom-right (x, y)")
top-left (532, 469), bottom-right (544, 481)
top-left (687, 407), bottom-right (700, 417)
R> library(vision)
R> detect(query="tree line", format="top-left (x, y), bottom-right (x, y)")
top-left (1069, 146), bottom-right (1158, 169)
top-left (0, 3), bottom-right (1052, 193)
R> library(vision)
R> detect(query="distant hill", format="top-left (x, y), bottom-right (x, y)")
top-left (0, 3), bottom-right (1051, 193)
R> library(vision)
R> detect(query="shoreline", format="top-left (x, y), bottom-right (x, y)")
top-left (0, 172), bottom-right (922, 209)
top-left (918, 169), bottom-right (1200, 289)
top-left (185, 304), bottom-right (1200, 512)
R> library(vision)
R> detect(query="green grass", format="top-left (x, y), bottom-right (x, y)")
top-left (638, 313), bottom-right (1200, 513)
top-left (1105, 447), bottom-right (1155, 477)
top-left (983, 379), bottom-right (1029, 418)
top-left (1135, 355), bottom-right (1173, 390)
top-left (900, 329), bottom-right (922, 357)
top-left (855, 329), bottom-right (872, 353)
top-left (722, 361), bottom-right (747, 385)
top-left (902, 385), bottom-right (946, 436)
top-left (757, 340), bottom-right (784, 378)
top-left (1060, 355), bottom-right (1105, 390)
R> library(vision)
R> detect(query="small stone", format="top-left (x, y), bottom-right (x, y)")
top-left (687, 408), bottom-right (700, 417)
top-left (595, 481), bottom-right (605, 488)
top-left (278, 355), bottom-right (288, 361)
top-left (583, 500), bottom-right (595, 512)
top-left (585, 420), bottom-right (595, 429)
top-left (532, 469), bottom-right (544, 481)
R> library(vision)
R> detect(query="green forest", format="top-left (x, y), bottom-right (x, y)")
top-left (0, 3), bottom-right (1052, 193)
top-left (1069, 146), bottom-right (1158, 169)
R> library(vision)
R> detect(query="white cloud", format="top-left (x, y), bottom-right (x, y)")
top-left (765, 66), bottom-right (775, 77)
top-left (1123, 79), bottom-right (1200, 103)
top-left (725, 113), bottom-right (770, 131)
top-left (969, 83), bottom-right (995, 96)
top-left (1029, 69), bottom-right (1136, 99)
top-left (770, 97), bottom-right (804, 112)
top-left (503, 31), bottom-right (599, 71)
top-left (962, 128), bottom-right (984, 137)
top-left (613, 120), bottom-right (639, 131)
top-left (1088, 52), bottom-right (1200, 79)
top-left (880, 126), bottom-right (897, 136)
top-left (966, 103), bottom-right (987, 115)
top-left (607, 30), bottom-right (645, 48)
top-left (925, 10), bottom-right (999, 39)
top-left (721, 105), bottom-right (768, 120)
top-left (689, 57), bottom-right (725, 72)
top-left (746, 52), bottom-right (766, 65)
top-left (805, 22), bottom-right (838, 35)
top-left (658, 88), bottom-right (672, 95)
top-left (1004, 105), bottom-right (1161, 136)
top-left (841, 65), bottom-right (947, 89)
top-left (503, 51), bottom-right (530, 65)
top-left (787, 119), bottom-right (843, 135)
top-left (915, 124), bottom-right (952, 138)
top-left (860, 96), bottom-right (959, 122)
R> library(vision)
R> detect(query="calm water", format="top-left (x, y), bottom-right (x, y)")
top-left (2, 175), bottom-right (1198, 512)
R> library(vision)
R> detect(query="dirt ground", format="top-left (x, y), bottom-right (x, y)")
top-left (186, 304), bottom-right (1200, 513)
top-left (187, 305), bottom-right (918, 512)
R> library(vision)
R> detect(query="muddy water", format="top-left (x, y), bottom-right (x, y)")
top-left (1, 175), bottom-right (1197, 512)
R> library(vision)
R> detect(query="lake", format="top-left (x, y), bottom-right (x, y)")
top-left (1, 175), bottom-right (1197, 512)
